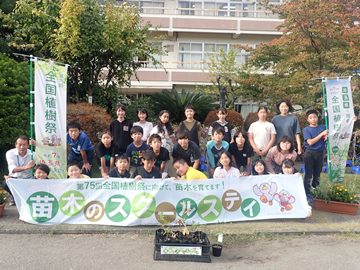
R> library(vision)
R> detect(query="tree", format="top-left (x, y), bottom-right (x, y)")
top-left (207, 48), bottom-right (263, 108)
top-left (53, 0), bottom-right (160, 103)
top-left (0, 53), bottom-right (29, 159)
top-left (4, 0), bottom-right (61, 57)
top-left (0, 0), bottom-right (16, 54)
top-left (243, 0), bottom-right (360, 108)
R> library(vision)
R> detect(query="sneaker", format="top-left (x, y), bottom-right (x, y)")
top-left (306, 194), bottom-right (314, 205)
top-left (9, 198), bottom-right (15, 206)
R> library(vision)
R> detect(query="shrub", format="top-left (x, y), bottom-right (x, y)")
top-left (125, 96), bottom-right (156, 123)
top-left (243, 111), bottom-right (275, 132)
top-left (0, 53), bottom-right (29, 170)
top-left (204, 109), bottom-right (244, 130)
top-left (151, 89), bottom-right (216, 123)
top-left (67, 102), bottom-right (112, 145)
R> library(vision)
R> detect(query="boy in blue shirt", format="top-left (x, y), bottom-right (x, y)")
top-left (206, 127), bottom-right (229, 177)
top-left (67, 121), bottom-right (94, 176)
top-left (126, 126), bottom-right (149, 174)
top-left (303, 109), bottom-right (328, 203)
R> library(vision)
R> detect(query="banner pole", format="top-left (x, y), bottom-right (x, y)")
top-left (29, 56), bottom-right (35, 159)
top-left (321, 78), bottom-right (332, 182)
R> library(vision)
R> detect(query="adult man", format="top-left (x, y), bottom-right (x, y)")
top-left (6, 135), bottom-right (34, 179)
top-left (5, 135), bottom-right (34, 205)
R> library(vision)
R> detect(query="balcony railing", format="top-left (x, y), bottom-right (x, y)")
top-left (106, 1), bottom-right (281, 19)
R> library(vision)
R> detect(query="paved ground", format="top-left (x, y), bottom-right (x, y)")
top-left (1, 205), bottom-right (360, 239)
top-left (1, 234), bottom-right (359, 270)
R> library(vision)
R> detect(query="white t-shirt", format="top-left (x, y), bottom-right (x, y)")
top-left (133, 121), bottom-right (153, 142)
top-left (213, 166), bottom-right (241, 179)
top-left (248, 121), bottom-right (276, 150)
top-left (150, 125), bottom-right (174, 153)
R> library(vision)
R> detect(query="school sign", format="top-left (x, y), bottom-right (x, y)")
top-left (8, 175), bottom-right (309, 226)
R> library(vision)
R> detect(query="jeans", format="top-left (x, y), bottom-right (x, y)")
top-left (303, 149), bottom-right (324, 195)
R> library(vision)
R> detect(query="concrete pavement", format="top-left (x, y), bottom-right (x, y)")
top-left (1, 205), bottom-right (359, 238)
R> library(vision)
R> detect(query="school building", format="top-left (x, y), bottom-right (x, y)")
top-left (117, 0), bottom-right (284, 115)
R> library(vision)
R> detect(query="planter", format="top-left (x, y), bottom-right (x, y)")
top-left (153, 229), bottom-right (211, 263)
top-left (0, 203), bottom-right (5, 217)
top-left (313, 199), bottom-right (359, 215)
top-left (212, 244), bottom-right (222, 257)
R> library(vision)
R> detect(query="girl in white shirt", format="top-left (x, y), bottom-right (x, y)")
top-left (150, 110), bottom-right (176, 153)
top-left (213, 151), bottom-right (241, 179)
top-left (133, 108), bottom-right (153, 142)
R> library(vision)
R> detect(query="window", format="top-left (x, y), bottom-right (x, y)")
top-left (124, 0), bottom-right (165, 14)
top-left (178, 1), bottom-right (202, 15)
top-left (178, 42), bottom-right (228, 69)
top-left (135, 42), bottom-right (163, 68)
top-left (179, 43), bottom-right (203, 69)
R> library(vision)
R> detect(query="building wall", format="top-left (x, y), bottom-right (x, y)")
top-left (119, 0), bottom-right (283, 95)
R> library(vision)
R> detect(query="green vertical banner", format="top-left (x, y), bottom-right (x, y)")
top-left (34, 60), bottom-right (68, 179)
top-left (325, 77), bottom-right (354, 182)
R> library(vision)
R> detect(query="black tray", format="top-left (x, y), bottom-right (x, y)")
top-left (153, 229), bottom-right (211, 263)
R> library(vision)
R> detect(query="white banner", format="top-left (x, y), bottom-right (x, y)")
top-left (325, 78), bottom-right (354, 182)
top-left (34, 60), bottom-right (68, 179)
top-left (8, 175), bottom-right (309, 226)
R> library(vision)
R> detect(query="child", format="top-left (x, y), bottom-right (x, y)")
top-left (172, 130), bottom-right (201, 170)
top-left (133, 150), bottom-right (161, 180)
top-left (208, 108), bottom-right (233, 143)
top-left (206, 127), bottom-right (229, 176)
top-left (148, 134), bottom-right (170, 173)
top-left (34, 164), bottom-right (50, 179)
top-left (281, 159), bottom-right (298, 175)
top-left (213, 151), bottom-right (240, 178)
top-left (303, 109), bottom-right (328, 203)
top-left (173, 158), bottom-right (208, 180)
top-left (133, 108), bottom-right (153, 142)
top-left (108, 155), bottom-right (131, 178)
top-left (252, 159), bottom-right (269, 175)
top-left (109, 104), bottom-right (133, 155)
top-left (265, 136), bottom-right (297, 174)
top-left (126, 126), bottom-right (149, 174)
top-left (229, 130), bottom-right (253, 175)
top-left (67, 121), bottom-right (94, 176)
top-left (67, 162), bottom-right (90, 179)
top-left (96, 130), bottom-right (121, 178)
top-left (248, 106), bottom-right (276, 159)
top-left (177, 105), bottom-right (202, 146)
top-left (150, 110), bottom-right (176, 153)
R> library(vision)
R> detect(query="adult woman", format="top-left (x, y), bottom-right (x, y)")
top-left (272, 99), bottom-right (302, 154)
top-left (265, 136), bottom-right (297, 174)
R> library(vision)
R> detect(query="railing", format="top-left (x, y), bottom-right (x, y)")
top-left (104, 1), bottom-right (282, 19)
top-left (138, 6), bottom-right (278, 18)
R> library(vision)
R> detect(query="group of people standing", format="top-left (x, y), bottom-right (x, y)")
top-left (4, 98), bottom-right (328, 205)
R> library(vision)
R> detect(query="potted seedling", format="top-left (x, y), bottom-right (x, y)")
top-left (154, 218), bottom-right (211, 262)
